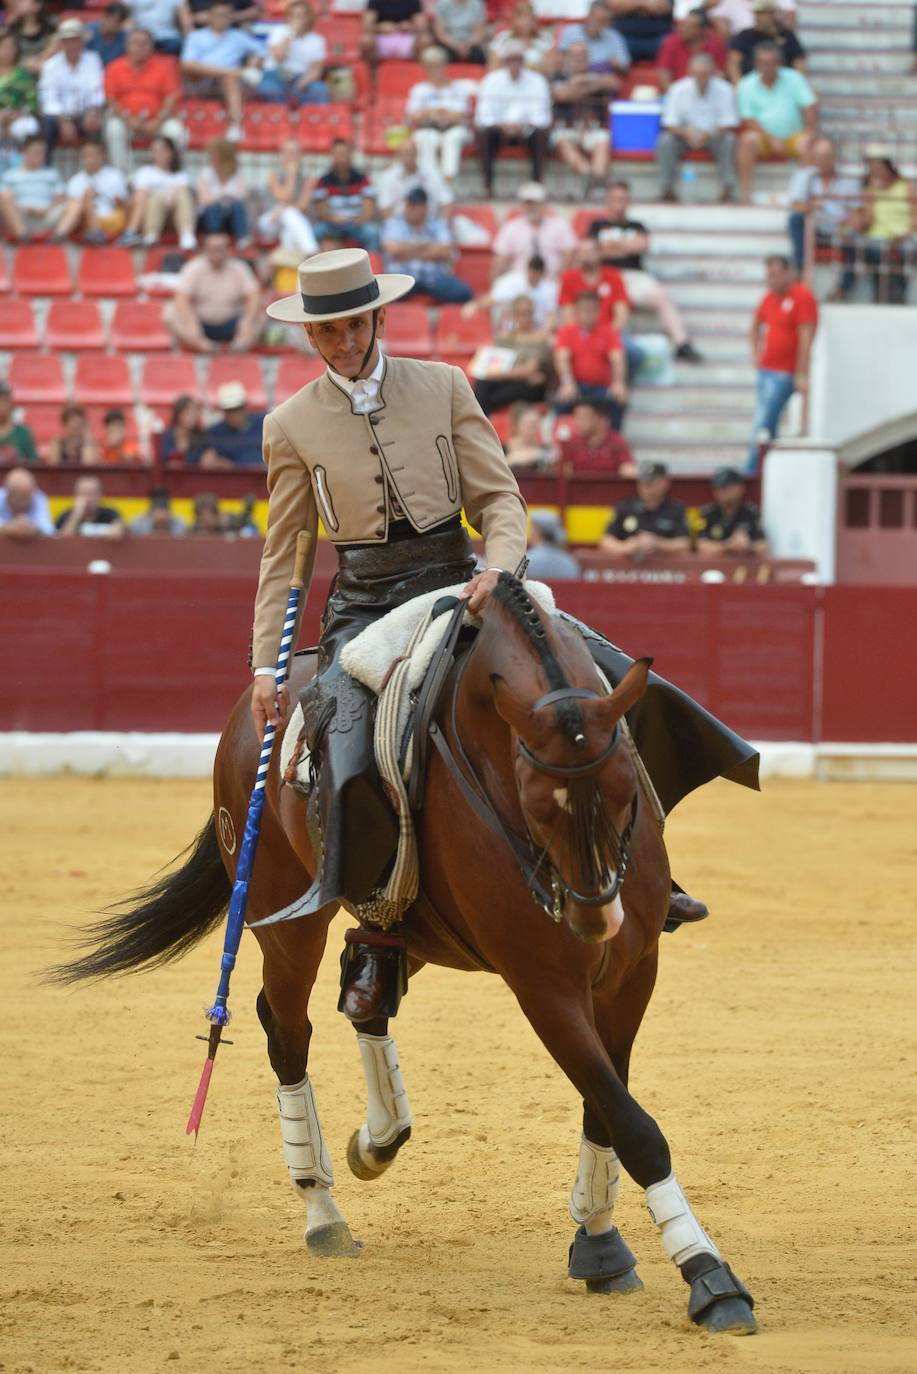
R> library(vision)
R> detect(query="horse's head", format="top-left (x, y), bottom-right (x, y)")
top-left (486, 590), bottom-right (650, 944)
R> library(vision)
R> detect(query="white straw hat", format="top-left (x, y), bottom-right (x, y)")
top-left (266, 248), bottom-right (414, 324)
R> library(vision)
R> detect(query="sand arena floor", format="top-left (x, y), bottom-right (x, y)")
top-left (1, 776), bottom-right (915, 1374)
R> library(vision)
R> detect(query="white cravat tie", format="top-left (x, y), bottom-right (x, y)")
top-left (350, 378), bottom-right (380, 414)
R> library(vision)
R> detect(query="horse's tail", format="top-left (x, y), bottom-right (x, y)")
top-left (46, 815), bottom-right (231, 984)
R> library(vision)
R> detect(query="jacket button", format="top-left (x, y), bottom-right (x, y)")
top-left (375, 525), bottom-right (384, 537)
top-left (376, 503), bottom-right (385, 514)
top-left (369, 445), bottom-right (379, 454)
top-left (373, 473), bottom-right (383, 484)
top-left (369, 415), bottom-right (380, 425)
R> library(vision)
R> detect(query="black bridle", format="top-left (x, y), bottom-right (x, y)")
top-left (428, 665), bottom-right (638, 924)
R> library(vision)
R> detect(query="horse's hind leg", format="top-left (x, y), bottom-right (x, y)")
top-left (345, 1013), bottom-right (413, 1181)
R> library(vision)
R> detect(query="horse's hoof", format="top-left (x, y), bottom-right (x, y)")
top-left (694, 1296), bottom-right (757, 1335)
top-left (305, 1221), bottom-right (362, 1258)
top-left (347, 1129), bottom-right (380, 1181)
top-left (586, 1269), bottom-right (644, 1296)
top-left (346, 1125), bottom-right (411, 1181)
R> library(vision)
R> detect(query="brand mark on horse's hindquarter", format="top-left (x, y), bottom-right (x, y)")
top-left (218, 806), bottom-right (237, 855)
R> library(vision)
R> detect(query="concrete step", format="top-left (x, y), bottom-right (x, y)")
top-left (663, 307), bottom-right (751, 338)
top-left (660, 280), bottom-right (762, 309)
top-left (653, 256), bottom-right (768, 284)
top-left (631, 385), bottom-right (755, 414)
top-left (633, 203), bottom-right (786, 232)
top-left (670, 361), bottom-right (756, 385)
top-left (805, 30), bottom-right (911, 51)
top-left (626, 445), bottom-right (747, 470)
top-left (625, 412), bottom-right (751, 442)
top-left (648, 230), bottom-right (788, 256)
top-left (802, 9), bottom-right (912, 30)
top-left (812, 72), bottom-right (916, 97)
top-left (809, 51), bottom-right (914, 74)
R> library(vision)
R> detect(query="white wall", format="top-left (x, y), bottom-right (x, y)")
top-left (809, 304), bottom-right (917, 450)
top-left (762, 443), bottom-right (838, 582)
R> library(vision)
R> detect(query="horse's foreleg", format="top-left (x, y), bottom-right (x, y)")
top-left (344, 1009), bottom-right (413, 1182)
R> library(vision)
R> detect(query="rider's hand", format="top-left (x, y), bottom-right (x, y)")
top-left (460, 567), bottom-right (501, 616)
top-left (251, 675), bottom-right (290, 744)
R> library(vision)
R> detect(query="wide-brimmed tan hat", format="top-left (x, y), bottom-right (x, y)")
top-left (266, 248), bottom-right (414, 324)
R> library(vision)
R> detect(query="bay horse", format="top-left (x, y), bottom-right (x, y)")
top-left (54, 575), bottom-right (756, 1336)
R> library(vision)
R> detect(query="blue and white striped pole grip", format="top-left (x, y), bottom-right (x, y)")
top-left (204, 530), bottom-right (314, 1026)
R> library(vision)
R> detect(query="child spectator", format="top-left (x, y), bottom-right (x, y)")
top-left (46, 404), bottom-right (100, 466)
top-left (0, 130), bottom-right (65, 241)
top-left (55, 135), bottom-right (128, 244)
top-left (196, 136), bottom-right (250, 244)
top-left (99, 408), bottom-right (142, 465)
top-left (120, 134), bottom-right (196, 248)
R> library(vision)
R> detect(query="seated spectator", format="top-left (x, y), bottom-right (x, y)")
top-left (609, 0), bottom-right (674, 63)
top-left (130, 486), bottom-right (188, 535)
top-left (382, 186), bottom-right (471, 303)
top-left (256, 137), bottom-right (319, 257)
top-left (489, 2), bottom-right (553, 72)
top-left (696, 465), bottom-right (767, 555)
top-left (0, 130), bottom-right (65, 241)
top-left (657, 51), bottom-right (738, 202)
top-left (559, 397), bottom-right (636, 474)
top-left (550, 41), bottom-right (616, 195)
top-left (473, 293), bottom-right (552, 414)
top-left (466, 253), bottom-right (559, 332)
top-left (728, 0), bottom-right (804, 80)
top-left (196, 136), bottom-right (250, 243)
top-left (689, 1), bottom-right (798, 38)
top-left (190, 490), bottom-right (227, 534)
top-left (203, 382), bottom-right (265, 466)
top-left (165, 229), bottom-right (262, 352)
top-left (360, 0), bottom-right (428, 64)
top-left (505, 404), bottom-right (555, 470)
top-left (526, 510), bottom-right (582, 581)
top-left (376, 135), bottom-right (450, 219)
top-left (180, 1), bottom-right (263, 144)
top-left (99, 408), bottom-right (142, 465)
top-left (161, 395), bottom-right (215, 465)
top-left (120, 135), bottom-right (195, 248)
top-left (0, 31), bottom-right (39, 160)
top-left (492, 181), bottom-right (577, 278)
top-left (87, 4), bottom-right (129, 66)
top-left (259, 1), bottom-right (330, 106)
top-left (736, 43), bottom-right (816, 204)
top-left (0, 382), bottom-right (38, 464)
top-left (56, 475), bottom-right (126, 538)
top-left (431, 0), bottom-right (487, 65)
top-left (311, 138), bottom-right (381, 253)
top-left (747, 254), bottom-right (816, 472)
top-left (38, 18), bottom-right (105, 155)
top-left (553, 289), bottom-right (628, 430)
top-left (225, 491), bottom-right (260, 536)
top-left (840, 148), bottom-right (917, 305)
top-left (656, 6), bottom-right (727, 89)
top-left (189, 0), bottom-right (258, 26)
top-left (588, 180), bottom-right (702, 360)
top-left (9, 0), bottom-right (57, 78)
top-left (46, 404), bottom-right (100, 466)
top-left (474, 44), bottom-right (551, 197)
top-left (104, 27), bottom-right (185, 175)
top-left (54, 135), bottom-right (128, 244)
top-left (0, 465), bottom-right (54, 540)
top-left (559, 2), bottom-right (631, 73)
top-left (406, 46), bottom-right (473, 192)
top-left (559, 238), bottom-right (629, 330)
top-left (598, 460), bottom-right (690, 557)
top-left (126, 0), bottom-right (191, 57)
top-left (786, 134), bottom-right (859, 274)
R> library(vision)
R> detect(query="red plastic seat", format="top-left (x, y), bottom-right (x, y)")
top-left (12, 244), bottom-right (72, 296)
top-left (446, 63), bottom-right (485, 85)
top-left (110, 300), bottom-right (172, 351)
top-left (205, 355), bottom-right (267, 410)
top-left (140, 355), bottom-right (199, 406)
top-left (383, 302), bottom-right (433, 357)
top-left (76, 246), bottom-right (137, 297)
top-left (184, 100), bottom-right (229, 150)
top-left (9, 354), bottom-right (67, 404)
top-left (294, 103), bottom-right (355, 153)
top-left (455, 252), bottom-right (494, 297)
top-left (275, 354), bottom-right (326, 403)
top-left (46, 300), bottom-right (106, 351)
top-left (0, 300), bottom-right (39, 349)
top-left (572, 208), bottom-right (600, 239)
top-left (377, 61), bottom-right (423, 102)
top-left (20, 405), bottom-right (61, 448)
top-left (0, 249), bottom-right (9, 293)
top-left (241, 104), bottom-right (291, 152)
top-left (73, 354), bottom-right (133, 406)
top-left (436, 304), bottom-right (492, 363)
top-left (452, 204), bottom-right (499, 246)
top-left (316, 14), bottom-right (362, 62)
top-left (361, 100), bottom-right (410, 157)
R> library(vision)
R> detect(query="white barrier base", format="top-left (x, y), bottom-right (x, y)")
top-left (1, 734), bottom-right (917, 782)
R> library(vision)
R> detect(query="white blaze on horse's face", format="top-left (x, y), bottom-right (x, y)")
top-left (553, 786), bottom-right (572, 813)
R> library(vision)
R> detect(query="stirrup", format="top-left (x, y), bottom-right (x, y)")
top-left (337, 927), bottom-right (409, 1020)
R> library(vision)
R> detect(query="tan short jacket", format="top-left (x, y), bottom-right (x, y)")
top-left (251, 355), bottom-right (528, 668)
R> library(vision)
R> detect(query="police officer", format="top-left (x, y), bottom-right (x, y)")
top-left (697, 467), bottom-right (768, 556)
top-left (599, 460), bottom-right (691, 558)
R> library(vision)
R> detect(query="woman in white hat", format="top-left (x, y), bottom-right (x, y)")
top-left (251, 247), bottom-right (528, 1020)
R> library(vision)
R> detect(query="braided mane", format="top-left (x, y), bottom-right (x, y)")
top-left (490, 573), bottom-right (584, 743)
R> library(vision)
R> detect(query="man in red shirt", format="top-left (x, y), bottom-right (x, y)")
top-left (559, 397), bottom-right (636, 474)
top-left (104, 28), bottom-right (184, 173)
top-left (558, 238), bottom-right (630, 330)
top-left (747, 253), bottom-right (817, 473)
top-left (553, 289), bottom-right (628, 429)
top-left (657, 9), bottom-right (728, 89)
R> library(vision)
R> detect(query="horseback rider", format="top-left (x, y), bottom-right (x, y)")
top-left (250, 248), bottom-right (729, 1025)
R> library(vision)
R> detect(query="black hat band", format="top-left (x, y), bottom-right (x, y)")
top-left (301, 279), bottom-right (380, 315)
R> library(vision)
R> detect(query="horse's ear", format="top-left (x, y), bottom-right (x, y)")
top-left (594, 656), bottom-right (653, 728)
top-left (490, 673), bottom-right (535, 738)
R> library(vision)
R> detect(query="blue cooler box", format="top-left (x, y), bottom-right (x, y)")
top-left (610, 100), bottom-right (662, 153)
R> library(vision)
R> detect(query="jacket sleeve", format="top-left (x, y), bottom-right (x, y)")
top-left (449, 366), bottom-right (528, 574)
top-left (250, 410), bottom-right (318, 669)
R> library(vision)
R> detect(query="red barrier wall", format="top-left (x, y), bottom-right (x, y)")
top-left (1, 570), bottom-right (914, 742)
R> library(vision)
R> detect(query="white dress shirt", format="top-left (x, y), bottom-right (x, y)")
top-left (474, 67), bottom-right (552, 131)
top-left (662, 75), bottom-right (738, 135)
top-left (38, 50), bottom-right (105, 118)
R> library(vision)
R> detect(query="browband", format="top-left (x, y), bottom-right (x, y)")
top-left (302, 280), bottom-right (380, 315)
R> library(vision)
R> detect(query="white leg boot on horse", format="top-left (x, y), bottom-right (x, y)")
top-left (276, 1075), bottom-right (361, 1257)
top-left (347, 1030), bottom-right (413, 1180)
top-left (567, 1135), bottom-right (643, 1295)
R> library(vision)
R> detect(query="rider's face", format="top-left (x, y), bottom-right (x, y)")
top-left (306, 309), bottom-right (386, 376)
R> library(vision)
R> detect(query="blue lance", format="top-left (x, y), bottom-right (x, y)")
top-left (186, 529), bottom-right (314, 1138)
